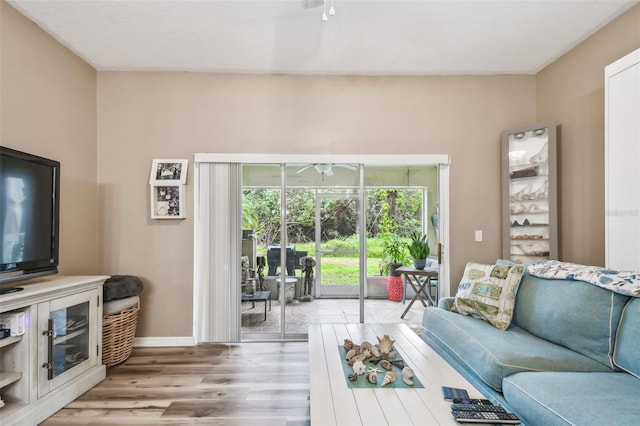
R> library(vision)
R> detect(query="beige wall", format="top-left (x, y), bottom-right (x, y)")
top-left (536, 4), bottom-right (639, 266)
top-left (6, 0), bottom-right (639, 339)
top-left (97, 73), bottom-right (534, 337)
top-left (1, 2), bottom-right (99, 275)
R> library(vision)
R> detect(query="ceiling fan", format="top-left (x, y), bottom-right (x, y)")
top-left (302, 0), bottom-right (336, 22)
top-left (295, 163), bottom-right (358, 177)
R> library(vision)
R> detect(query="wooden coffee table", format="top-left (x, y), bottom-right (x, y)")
top-left (309, 322), bottom-right (484, 425)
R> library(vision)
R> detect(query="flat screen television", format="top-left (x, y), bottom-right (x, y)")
top-left (0, 146), bottom-right (60, 291)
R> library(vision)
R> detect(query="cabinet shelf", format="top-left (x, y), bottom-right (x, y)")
top-left (0, 335), bottom-right (22, 349)
top-left (0, 275), bottom-right (107, 425)
top-left (54, 327), bottom-right (87, 345)
top-left (0, 371), bottom-right (22, 389)
top-left (511, 237), bottom-right (549, 241)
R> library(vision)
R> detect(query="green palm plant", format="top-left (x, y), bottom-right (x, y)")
top-left (379, 234), bottom-right (409, 276)
top-left (407, 232), bottom-right (430, 269)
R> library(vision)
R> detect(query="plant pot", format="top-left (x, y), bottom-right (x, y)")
top-left (389, 262), bottom-right (403, 277)
top-left (413, 258), bottom-right (427, 270)
top-left (387, 276), bottom-right (403, 302)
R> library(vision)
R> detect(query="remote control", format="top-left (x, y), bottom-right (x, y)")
top-left (452, 398), bottom-right (494, 405)
top-left (451, 403), bottom-right (507, 412)
top-left (452, 409), bottom-right (520, 424)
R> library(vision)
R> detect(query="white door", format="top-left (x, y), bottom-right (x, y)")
top-left (605, 48), bottom-right (640, 270)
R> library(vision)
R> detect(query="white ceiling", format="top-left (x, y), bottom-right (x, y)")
top-left (8, 0), bottom-right (638, 75)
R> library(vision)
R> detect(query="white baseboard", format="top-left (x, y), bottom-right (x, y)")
top-left (133, 336), bottom-right (196, 347)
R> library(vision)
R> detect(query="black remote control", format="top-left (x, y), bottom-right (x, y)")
top-left (451, 403), bottom-right (507, 412)
top-left (452, 409), bottom-right (521, 424)
top-left (452, 398), bottom-right (494, 405)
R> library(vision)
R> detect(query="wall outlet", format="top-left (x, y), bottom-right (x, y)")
top-left (474, 230), bottom-right (483, 242)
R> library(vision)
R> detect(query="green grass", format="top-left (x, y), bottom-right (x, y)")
top-left (318, 257), bottom-right (381, 285)
top-left (257, 237), bottom-right (388, 285)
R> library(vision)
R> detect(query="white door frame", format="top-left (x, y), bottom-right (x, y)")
top-left (193, 153), bottom-right (451, 342)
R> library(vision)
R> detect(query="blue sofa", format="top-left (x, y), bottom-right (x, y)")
top-left (421, 265), bottom-right (640, 425)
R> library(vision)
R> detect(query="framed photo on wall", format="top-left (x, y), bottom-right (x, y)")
top-left (149, 159), bottom-right (188, 184)
top-left (150, 185), bottom-right (185, 219)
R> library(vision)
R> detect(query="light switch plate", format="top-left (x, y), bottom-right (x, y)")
top-left (475, 230), bottom-right (483, 242)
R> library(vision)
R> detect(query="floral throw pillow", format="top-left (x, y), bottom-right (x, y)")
top-left (452, 262), bottom-right (525, 331)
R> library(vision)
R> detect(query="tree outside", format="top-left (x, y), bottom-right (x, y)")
top-left (243, 188), bottom-right (424, 283)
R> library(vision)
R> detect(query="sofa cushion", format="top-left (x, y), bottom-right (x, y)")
top-left (613, 298), bottom-right (640, 378)
top-left (513, 274), bottom-right (630, 368)
top-left (422, 306), bottom-right (611, 391)
top-left (503, 371), bottom-right (640, 426)
top-left (452, 262), bottom-right (525, 330)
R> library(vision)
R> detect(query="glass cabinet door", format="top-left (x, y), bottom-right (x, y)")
top-left (502, 122), bottom-right (558, 263)
top-left (38, 289), bottom-right (98, 397)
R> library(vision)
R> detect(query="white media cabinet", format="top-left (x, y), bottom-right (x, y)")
top-left (0, 275), bottom-right (108, 425)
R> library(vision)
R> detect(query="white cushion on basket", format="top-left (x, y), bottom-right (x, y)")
top-left (104, 295), bottom-right (139, 316)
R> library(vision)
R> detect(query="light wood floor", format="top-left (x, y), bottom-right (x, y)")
top-left (42, 343), bottom-right (310, 425)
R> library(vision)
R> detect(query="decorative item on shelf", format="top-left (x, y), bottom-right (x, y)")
top-left (149, 159), bottom-right (188, 219)
top-left (406, 232), bottom-right (430, 270)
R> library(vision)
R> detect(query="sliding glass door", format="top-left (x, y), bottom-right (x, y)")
top-left (193, 154), bottom-right (450, 343)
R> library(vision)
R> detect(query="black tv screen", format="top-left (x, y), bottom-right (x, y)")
top-left (0, 146), bottom-right (60, 287)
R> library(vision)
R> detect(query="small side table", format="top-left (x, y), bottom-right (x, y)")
top-left (241, 290), bottom-right (272, 320)
top-left (396, 266), bottom-right (438, 319)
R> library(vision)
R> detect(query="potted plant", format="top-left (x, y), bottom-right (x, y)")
top-left (379, 234), bottom-right (408, 277)
top-left (379, 234), bottom-right (408, 302)
top-left (407, 232), bottom-right (430, 270)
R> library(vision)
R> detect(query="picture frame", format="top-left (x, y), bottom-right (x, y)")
top-left (149, 159), bottom-right (188, 184)
top-left (150, 185), bottom-right (185, 219)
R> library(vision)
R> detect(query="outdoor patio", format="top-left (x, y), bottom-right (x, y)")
top-left (241, 297), bottom-right (427, 335)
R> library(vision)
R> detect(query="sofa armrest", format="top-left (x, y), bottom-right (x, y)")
top-left (438, 296), bottom-right (456, 311)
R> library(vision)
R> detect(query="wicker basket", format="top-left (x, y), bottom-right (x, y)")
top-left (102, 302), bottom-right (139, 367)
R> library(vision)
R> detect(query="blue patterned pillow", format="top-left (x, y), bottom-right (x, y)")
top-left (453, 262), bottom-right (525, 331)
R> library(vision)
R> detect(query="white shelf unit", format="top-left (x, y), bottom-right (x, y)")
top-left (501, 121), bottom-right (558, 263)
top-left (0, 275), bottom-right (108, 425)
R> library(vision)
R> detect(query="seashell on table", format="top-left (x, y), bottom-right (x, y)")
top-left (377, 334), bottom-right (396, 354)
top-left (354, 349), bottom-right (371, 363)
top-left (401, 367), bottom-right (415, 386)
top-left (379, 359), bottom-right (392, 370)
top-left (391, 360), bottom-right (405, 370)
top-left (346, 349), bottom-right (357, 361)
top-left (344, 339), bottom-right (354, 351)
top-left (366, 368), bottom-right (379, 384)
top-left (381, 371), bottom-right (397, 386)
top-left (352, 360), bottom-right (366, 375)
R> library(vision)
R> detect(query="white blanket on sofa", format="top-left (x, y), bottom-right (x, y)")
top-left (528, 261), bottom-right (640, 297)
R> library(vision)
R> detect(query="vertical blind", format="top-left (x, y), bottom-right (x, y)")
top-left (193, 162), bottom-right (242, 342)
